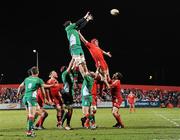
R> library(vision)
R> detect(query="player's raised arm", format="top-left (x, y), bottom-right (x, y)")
top-left (67, 58), bottom-right (75, 73)
top-left (76, 12), bottom-right (93, 30)
top-left (78, 31), bottom-right (88, 44)
top-left (102, 50), bottom-right (112, 57)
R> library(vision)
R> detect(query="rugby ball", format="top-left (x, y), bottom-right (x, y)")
top-left (110, 9), bottom-right (119, 16)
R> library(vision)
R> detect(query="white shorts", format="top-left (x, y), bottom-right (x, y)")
top-left (72, 55), bottom-right (86, 66)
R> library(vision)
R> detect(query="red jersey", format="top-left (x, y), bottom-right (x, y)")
top-left (92, 80), bottom-right (97, 96)
top-left (91, 80), bottom-right (97, 106)
top-left (127, 93), bottom-right (136, 104)
top-left (47, 78), bottom-right (61, 96)
top-left (110, 80), bottom-right (122, 100)
top-left (47, 78), bottom-right (63, 106)
top-left (37, 88), bottom-right (45, 107)
top-left (85, 42), bottom-right (108, 71)
top-left (110, 79), bottom-right (123, 108)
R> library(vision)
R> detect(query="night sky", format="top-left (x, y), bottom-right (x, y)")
top-left (0, 0), bottom-right (179, 86)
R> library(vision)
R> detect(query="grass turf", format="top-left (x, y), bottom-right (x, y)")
top-left (0, 108), bottom-right (180, 140)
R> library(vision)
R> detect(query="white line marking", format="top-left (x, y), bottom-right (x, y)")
top-left (172, 119), bottom-right (180, 121)
top-left (156, 114), bottom-right (180, 127)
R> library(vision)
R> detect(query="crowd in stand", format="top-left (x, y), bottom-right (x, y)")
top-left (1, 86), bottom-right (180, 107)
top-left (121, 88), bottom-right (180, 107)
top-left (0, 87), bottom-right (19, 104)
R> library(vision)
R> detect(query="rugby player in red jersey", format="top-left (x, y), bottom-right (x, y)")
top-left (46, 71), bottom-right (64, 128)
top-left (78, 31), bottom-right (112, 89)
top-left (109, 72), bottom-right (124, 128)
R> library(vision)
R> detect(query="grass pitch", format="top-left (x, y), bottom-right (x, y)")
top-left (0, 108), bottom-right (180, 140)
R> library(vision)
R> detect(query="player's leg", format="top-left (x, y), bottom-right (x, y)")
top-left (82, 106), bottom-right (90, 129)
top-left (112, 106), bottom-right (124, 128)
top-left (80, 103), bottom-right (87, 128)
top-left (90, 105), bottom-right (97, 129)
top-left (26, 101), bottom-right (37, 137)
top-left (51, 95), bottom-right (64, 128)
top-left (129, 103), bottom-right (133, 113)
top-left (97, 68), bottom-right (110, 89)
top-left (35, 97), bottom-right (48, 129)
top-left (74, 55), bottom-right (88, 77)
top-left (64, 105), bottom-right (73, 130)
top-left (106, 67), bottom-right (111, 82)
top-left (22, 97), bottom-right (29, 123)
top-left (35, 108), bottom-right (48, 129)
top-left (132, 103), bottom-right (135, 112)
top-left (79, 62), bottom-right (88, 76)
top-left (81, 95), bottom-right (87, 127)
top-left (56, 103), bottom-right (63, 128)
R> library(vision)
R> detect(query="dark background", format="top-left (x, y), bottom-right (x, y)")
top-left (0, 0), bottom-right (179, 85)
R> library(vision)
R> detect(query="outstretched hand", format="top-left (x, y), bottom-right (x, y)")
top-left (87, 14), bottom-right (93, 21)
top-left (106, 52), bottom-right (112, 57)
top-left (84, 12), bottom-right (93, 21)
top-left (84, 11), bottom-right (90, 19)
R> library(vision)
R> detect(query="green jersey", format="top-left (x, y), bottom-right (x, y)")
top-left (81, 75), bottom-right (94, 96)
top-left (23, 76), bottom-right (44, 99)
top-left (65, 23), bottom-right (84, 55)
top-left (61, 70), bottom-right (74, 94)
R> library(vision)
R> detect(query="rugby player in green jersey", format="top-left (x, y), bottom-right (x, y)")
top-left (81, 69), bottom-right (97, 129)
top-left (63, 12), bottom-right (93, 78)
top-left (60, 58), bottom-right (75, 130)
top-left (17, 66), bottom-right (54, 137)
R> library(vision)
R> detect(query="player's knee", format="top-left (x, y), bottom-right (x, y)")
top-left (44, 111), bottom-right (48, 117)
top-left (85, 113), bottom-right (90, 118)
top-left (112, 111), bottom-right (118, 116)
top-left (56, 105), bottom-right (61, 111)
top-left (92, 110), bottom-right (96, 114)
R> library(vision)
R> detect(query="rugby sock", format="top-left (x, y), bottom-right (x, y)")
top-left (130, 108), bottom-right (132, 113)
top-left (84, 114), bottom-right (90, 128)
top-left (34, 112), bottom-right (39, 124)
top-left (61, 111), bottom-right (67, 125)
top-left (113, 113), bottom-right (124, 127)
top-left (40, 112), bottom-right (48, 126)
top-left (27, 115), bottom-right (34, 131)
top-left (92, 110), bottom-right (96, 122)
top-left (66, 109), bottom-right (73, 126)
top-left (89, 114), bottom-right (94, 123)
top-left (57, 110), bottom-right (63, 124)
top-left (36, 117), bottom-right (42, 127)
top-left (81, 116), bottom-right (86, 127)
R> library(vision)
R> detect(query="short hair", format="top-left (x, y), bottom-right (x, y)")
top-left (116, 72), bottom-right (123, 80)
top-left (91, 38), bottom-right (98, 44)
top-left (30, 66), bottom-right (39, 75)
top-left (63, 20), bottom-right (71, 28)
top-left (49, 70), bottom-right (56, 78)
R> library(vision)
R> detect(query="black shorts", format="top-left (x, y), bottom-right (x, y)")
top-left (61, 92), bottom-right (73, 105)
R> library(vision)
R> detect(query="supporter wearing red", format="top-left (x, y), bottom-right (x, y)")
top-left (109, 72), bottom-right (124, 128)
top-left (47, 71), bottom-right (63, 128)
top-left (127, 91), bottom-right (136, 113)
